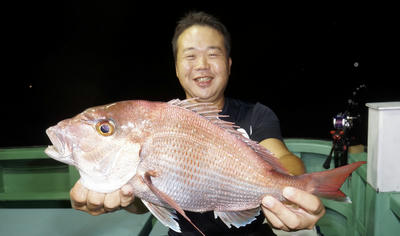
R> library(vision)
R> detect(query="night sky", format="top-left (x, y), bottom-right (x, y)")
top-left (2, 2), bottom-right (398, 147)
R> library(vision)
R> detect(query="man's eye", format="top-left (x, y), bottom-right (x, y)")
top-left (185, 55), bottom-right (195, 60)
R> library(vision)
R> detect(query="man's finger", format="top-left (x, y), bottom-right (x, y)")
top-left (262, 195), bottom-right (300, 230)
top-left (87, 191), bottom-right (106, 211)
top-left (104, 190), bottom-right (121, 212)
top-left (120, 184), bottom-right (135, 207)
top-left (70, 180), bottom-right (88, 208)
top-left (261, 196), bottom-right (287, 230)
top-left (282, 187), bottom-right (324, 215)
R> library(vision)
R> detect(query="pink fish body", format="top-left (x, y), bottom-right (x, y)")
top-left (45, 99), bottom-right (365, 234)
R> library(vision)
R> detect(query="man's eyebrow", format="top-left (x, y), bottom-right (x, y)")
top-left (183, 47), bottom-right (196, 52)
top-left (182, 46), bottom-right (223, 53)
top-left (208, 46), bottom-right (223, 51)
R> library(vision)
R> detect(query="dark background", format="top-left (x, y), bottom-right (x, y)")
top-left (2, 2), bottom-right (398, 147)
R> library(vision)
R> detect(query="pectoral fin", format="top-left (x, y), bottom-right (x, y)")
top-left (141, 199), bottom-right (181, 233)
top-left (141, 171), bottom-right (205, 236)
top-left (214, 207), bottom-right (261, 228)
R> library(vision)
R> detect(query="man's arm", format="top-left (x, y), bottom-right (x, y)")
top-left (259, 138), bottom-right (305, 175)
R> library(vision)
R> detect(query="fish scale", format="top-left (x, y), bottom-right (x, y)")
top-left (137, 103), bottom-right (277, 212)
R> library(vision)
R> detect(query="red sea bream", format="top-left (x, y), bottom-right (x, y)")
top-left (45, 99), bottom-right (365, 235)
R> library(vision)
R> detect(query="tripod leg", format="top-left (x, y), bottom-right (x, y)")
top-left (323, 142), bottom-right (336, 169)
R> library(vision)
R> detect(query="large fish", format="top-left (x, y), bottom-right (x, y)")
top-left (45, 98), bottom-right (365, 235)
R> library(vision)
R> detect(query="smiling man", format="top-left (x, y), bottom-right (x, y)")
top-left (69, 11), bottom-right (325, 236)
top-left (174, 24), bottom-right (231, 110)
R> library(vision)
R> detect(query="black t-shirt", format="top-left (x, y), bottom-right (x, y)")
top-left (168, 98), bottom-right (282, 236)
top-left (220, 98), bottom-right (282, 142)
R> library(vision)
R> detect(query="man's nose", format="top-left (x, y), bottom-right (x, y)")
top-left (195, 55), bottom-right (210, 70)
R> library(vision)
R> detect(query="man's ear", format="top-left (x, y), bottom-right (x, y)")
top-left (228, 57), bottom-right (232, 75)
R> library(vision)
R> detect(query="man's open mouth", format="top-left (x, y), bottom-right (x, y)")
top-left (194, 76), bottom-right (213, 87)
top-left (194, 77), bottom-right (213, 82)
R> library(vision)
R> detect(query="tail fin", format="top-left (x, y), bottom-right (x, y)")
top-left (301, 161), bottom-right (366, 202)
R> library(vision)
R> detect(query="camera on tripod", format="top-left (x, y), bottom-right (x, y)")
top-left (333, 112), bottom-right (358, 131)
top-left (323, 85), bottom-right (365, 169)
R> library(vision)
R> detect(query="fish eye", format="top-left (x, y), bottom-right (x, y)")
top-left (95, 120), bottom-right (115, 136)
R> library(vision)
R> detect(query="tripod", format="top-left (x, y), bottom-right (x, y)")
top-left (323, 129), bottom-right (349, 169)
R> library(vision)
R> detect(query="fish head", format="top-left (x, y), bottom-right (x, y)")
top-left (45, 101), bottom-right (146, 193)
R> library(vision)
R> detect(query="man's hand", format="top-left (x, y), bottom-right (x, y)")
top-left (70, 180), bottom-right (139, 216)
top-left (261, 187), bottom-right (325, 231)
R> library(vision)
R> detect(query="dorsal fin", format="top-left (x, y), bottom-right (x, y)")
top-left (168, 98), bottom-right (238, 130)
top-left (168, 98), bottom-right (289, 174)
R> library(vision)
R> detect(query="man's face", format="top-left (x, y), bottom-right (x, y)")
top-left (175, 25), bottom-right (232, 103)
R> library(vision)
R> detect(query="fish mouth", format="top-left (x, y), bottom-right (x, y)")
top-left (45, 127), bottom-right (73, 165)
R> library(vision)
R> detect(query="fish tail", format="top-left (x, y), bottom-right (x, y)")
top-left (302, 161), bottom-right (366, 202)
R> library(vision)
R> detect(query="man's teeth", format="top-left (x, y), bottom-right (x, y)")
top-left (195, 77), bottom-right (212, 82)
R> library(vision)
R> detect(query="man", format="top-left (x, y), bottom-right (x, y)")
top-left (70, 11), bottom-right (325, 235)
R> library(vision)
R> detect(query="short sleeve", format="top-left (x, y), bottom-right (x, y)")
top-left (249, 103), bottom-right (283, 142)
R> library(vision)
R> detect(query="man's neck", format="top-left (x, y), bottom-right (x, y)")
top-left (185, 96), bottom-right (225, 110)
top-left (213, 97), bottom-right (225, 110)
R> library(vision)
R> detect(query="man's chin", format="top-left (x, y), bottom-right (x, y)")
top-left (191, 95), bottom-right (223, 105)
top-left (189, 95), bottom-right (214, 102)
